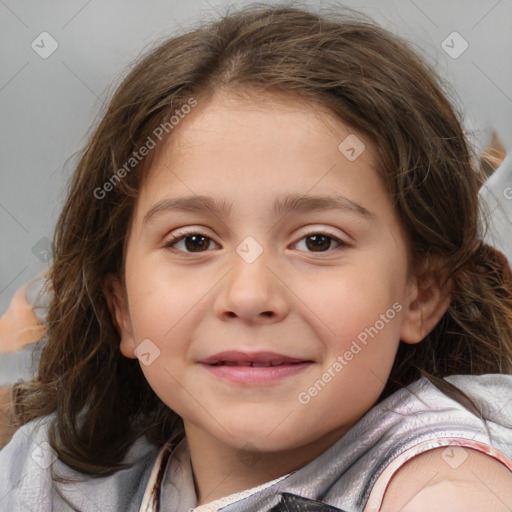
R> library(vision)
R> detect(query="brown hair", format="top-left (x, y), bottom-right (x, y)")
top-left (11, 3), bottom-right (512, 477)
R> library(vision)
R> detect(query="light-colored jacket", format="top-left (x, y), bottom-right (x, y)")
top-left (1, 374), bottom-right (511, 512)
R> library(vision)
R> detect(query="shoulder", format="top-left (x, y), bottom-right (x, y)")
top-left (0, 413), bottom-right (52, 465)
top-left (0, 414), bottom-right (55, 511)
top-left (0, 413), bottom-right (160, 511)
top-left (364, 374), bottom-right (512, 511)
top-left (379, 446), bottom-right (512, 512)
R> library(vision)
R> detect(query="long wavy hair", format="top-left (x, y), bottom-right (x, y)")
top-left (11, 3), bottom-right (512, 477)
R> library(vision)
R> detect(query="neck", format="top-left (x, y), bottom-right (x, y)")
top-left (184, 423), bottom-right (348, 506)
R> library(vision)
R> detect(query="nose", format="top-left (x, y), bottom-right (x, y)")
top-left (213, 252), bottom-right (290, 324)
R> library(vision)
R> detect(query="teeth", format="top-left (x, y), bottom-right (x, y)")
top-left (213, 361), bottom-right (280, 367)
top-left (211, 361), bottom-right (302, 367)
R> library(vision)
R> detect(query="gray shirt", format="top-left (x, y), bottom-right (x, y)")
top-left (1, 374), bottom-right (512, 512)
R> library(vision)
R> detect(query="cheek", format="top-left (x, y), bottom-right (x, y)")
top-left (312, 265), bottom-right (404, 335)
top-left (125, 257), bottom-right (199, 338)
top-left (302, 262), bottom-right (407, 381)
top-left (139, 362), bottom-right (194, 419)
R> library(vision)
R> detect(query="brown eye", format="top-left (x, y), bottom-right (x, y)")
top-left (164, 233), bottom-right (219, 253)
top-left (294, 232), bottom-right (345, 253)
top-left (306, 234), bottom-right (332, 252)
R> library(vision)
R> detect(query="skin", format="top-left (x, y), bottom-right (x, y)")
top-left (0, 278), bottom-right (47, 353)
top-left (106, 90), bottom-right (452, 506)
top-left (380, 447), bottom-right (512, 511)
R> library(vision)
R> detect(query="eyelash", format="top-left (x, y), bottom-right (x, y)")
top-left (162, 229), bottom-right (349, 254)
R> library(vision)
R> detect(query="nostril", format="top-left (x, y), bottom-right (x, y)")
top-left (224, 311), bottom-right (273, 318)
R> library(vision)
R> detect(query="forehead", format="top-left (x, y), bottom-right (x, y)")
top-left (169, 90), bottom-right (364, 155)
top-left (143, 91), bottom-right (380, 185)
top-left (130, 90), bottom-right (395, 233)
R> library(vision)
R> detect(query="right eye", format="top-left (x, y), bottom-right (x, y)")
top-left (163, 231), bottom-right (220, 253)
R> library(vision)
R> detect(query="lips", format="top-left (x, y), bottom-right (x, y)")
top-left (199, 350), bottom-right (310, 367)
top-left (199, 351), bottom-right (313, 384)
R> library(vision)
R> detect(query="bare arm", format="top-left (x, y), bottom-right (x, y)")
top-left (380, 447), bottom-right (512, 512)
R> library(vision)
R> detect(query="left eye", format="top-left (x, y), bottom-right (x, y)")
top-left (293, 233), bottom-right (345, 252)
top-left (163, 231), bottom-right (346, 254)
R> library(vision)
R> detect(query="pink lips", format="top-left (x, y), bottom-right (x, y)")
top-left (198, 351), bottom-right (313, 384)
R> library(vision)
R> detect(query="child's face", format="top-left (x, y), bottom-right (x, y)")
top-left (111, 91), bottom-right (423, 454)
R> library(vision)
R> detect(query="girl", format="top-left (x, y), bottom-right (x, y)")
top-left (1, 4), bottom-right (512, 512)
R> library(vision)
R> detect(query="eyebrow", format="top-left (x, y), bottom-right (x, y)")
top-left (142, 193), bottom-right (375, 226)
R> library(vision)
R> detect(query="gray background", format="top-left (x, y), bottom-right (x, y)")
top-left (1, 0), bottom-right (511, 383)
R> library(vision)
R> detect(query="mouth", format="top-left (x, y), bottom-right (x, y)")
top-left (198, 350), bottom-right (311, 366)
top-left (207, 360), bottom-right (306, 367)
top-left (198, 351), bottom-right (314, 384)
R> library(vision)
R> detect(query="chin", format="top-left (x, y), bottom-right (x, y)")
top-left (215, 423), bottom-right (321, 454)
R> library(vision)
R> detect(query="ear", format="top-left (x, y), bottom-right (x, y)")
top-left (400, 262), bottom-right (453, 344)
top-left (103, 273), bottom-right (137, 359)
